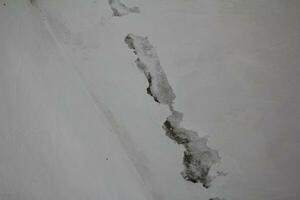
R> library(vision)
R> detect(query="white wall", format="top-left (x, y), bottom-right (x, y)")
top-left (0, 0), bottom-right (299, 199)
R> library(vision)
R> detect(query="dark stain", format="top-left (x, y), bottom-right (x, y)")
top-left (182, 150), bottom-right (211, 188)
top-left (163, 120), bottom-right (189, 144)
top-left (145, 73), bottom-right (159, 103)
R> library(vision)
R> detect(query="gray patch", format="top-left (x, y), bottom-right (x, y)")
top-left (29, 0), bottom-right (36, 6)
top-left (163, 110), bottom-right (221, 188)
top-left (125, 34), bottom-right (176, 105)
top-left (108, 0), bottom-right (140, 17)
top-left (125, 33), bottom-right (223, 188)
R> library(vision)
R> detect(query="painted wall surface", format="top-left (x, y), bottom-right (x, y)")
top-left (0, 0), bottom-right (299, 200)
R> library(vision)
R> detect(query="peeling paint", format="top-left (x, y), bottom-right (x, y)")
top-left (125, 34), bottom-right (176, 105)
top-left (164, 109), bottom-right (221, 188)
top-left (108, 0), bottom-right (140, 17)
top-left (125, 33), bottom-right (223, 188)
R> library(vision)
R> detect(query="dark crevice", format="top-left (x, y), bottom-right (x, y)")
top-left (145, 73), bottom-right (159, 103)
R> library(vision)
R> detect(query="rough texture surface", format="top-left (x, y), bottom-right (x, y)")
top-left (108, 0), bottom-right (139, 16)
top-left (125, 34), bottom-right (222, 188)
top-left (125, 34), bottom-right (176, 105)
top-left (164, 110), bottom-right (221, 188)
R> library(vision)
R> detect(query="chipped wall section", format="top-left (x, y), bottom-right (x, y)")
top-left (163, 109), bottom-right (221, 188)
top-left (125, 33), bottom-right (222, 188)
top-left (108, 0), bottom-right (140, 17)
top-left (125, 34), bottom-right (176, 105)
